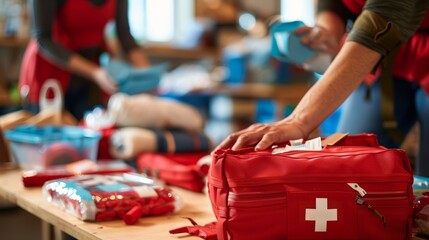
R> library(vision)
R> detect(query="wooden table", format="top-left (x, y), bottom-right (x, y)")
top-left (1, 168), bottom-right (429, 240)
top-left (0, 168), bottom-right (216, 240)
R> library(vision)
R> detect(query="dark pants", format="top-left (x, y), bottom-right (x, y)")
top-left (337, 77), bottom-right (429, 177)
top-left (23, 75), bottom-right (102, 121)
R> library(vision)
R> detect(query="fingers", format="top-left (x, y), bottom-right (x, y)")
top-left (231, 131), bottom-right (264, 151)
top-left (213, 119), bottom-right (310, 153)
top-left (214, 123), bottom-right (277, 152)
top-left (101, 77), bottom-right (118, 95)
top-left (294, 26), bottom-right (312, 35)
top-left (254, 131), bottom-right (278, 151)
top-left (300, 27), bottom-right (323, 47)
top-left (298, 26), bottom-right (337, 53)
top-left (94, 68), bottom-right (118, 94)
top-left (214, 124), bottom-right (260, 152)
top-left (214, 133), bottom-right (239, 153)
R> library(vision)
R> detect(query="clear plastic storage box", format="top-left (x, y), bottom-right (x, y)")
top-left (5, 125), bottom-right (101, 170)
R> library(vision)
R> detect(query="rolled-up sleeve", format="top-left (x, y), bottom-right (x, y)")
top-left (347, 0), bottom-right (429, 56)
top-left (116, 0), bottom-right (139, 54)
top-left (31, 0), bottom-right (72, 67)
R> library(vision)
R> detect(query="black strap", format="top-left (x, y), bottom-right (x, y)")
top-left (353, 10), bottom-right (405, 144)
top-left (380, 46), bottom-right (404, 144)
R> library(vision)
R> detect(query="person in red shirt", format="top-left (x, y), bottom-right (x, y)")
top-left (19, 0), bottom-right (149, 120)
top-left (216, 0), bottom-right (429, 177)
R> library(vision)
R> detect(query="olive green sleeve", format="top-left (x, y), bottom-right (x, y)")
top-left (347, 0), bottom-right (429, 56)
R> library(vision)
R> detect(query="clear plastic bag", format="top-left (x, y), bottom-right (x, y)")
top-left (42, 173), bottom-right (183, 223)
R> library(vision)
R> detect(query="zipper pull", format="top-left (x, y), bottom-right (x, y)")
top-left (347, 183), bottom-right (367, 197)
top-left (356, 196), bottom-right (387, 228)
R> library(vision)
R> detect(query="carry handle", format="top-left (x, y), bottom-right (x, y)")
top-left (326, 133), bottom-right (380, 148)
top-left (213, 133), bottom-right (380, 158)
top-left (39, 79), bottom-right (63, 112)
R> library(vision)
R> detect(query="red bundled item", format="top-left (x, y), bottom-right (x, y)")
top-left (208, 134), bottom-right (414, 240)
top-left (94, 126), bottom-right (116, 160)
top-left (80, 123), bottom-right (116, 160)
top-left (414, 192), bottom-right (429, 236)
top-left (80, 106), bottom-right (117, 160)
top-left (22, 160), bottom-right (135, 187)
top-left (42, 173), bottom-right (183, 223)
top-left (137, 152), bottom-right (211, 192)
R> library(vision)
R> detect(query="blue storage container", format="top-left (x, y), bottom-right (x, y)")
top-left (5, 125), bottom-right (101, 170)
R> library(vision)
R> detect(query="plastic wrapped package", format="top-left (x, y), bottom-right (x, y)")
top-left (42, 173), bottom-right (183, 224)
top-left (414, 175), bottom-right (429, 196)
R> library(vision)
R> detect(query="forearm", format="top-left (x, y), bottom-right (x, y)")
top-left (127, 47), bottom-right (150, 68)
top-left (116, 0), bottom-right (138, 53)
top-left (68, 54), bottom-right (117, 94)
top-left (115, 0), bottom-right (149, 68)
top-left (31, 0), bottom-right (72, 66)
top-left (315, 11), bottom-right (347, 43)
top-left (68, 54), bottom-right (100, 81)
top-left (287, 41), bottom-right (382, 136)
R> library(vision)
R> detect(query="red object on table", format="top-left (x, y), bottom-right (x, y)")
top-left (43, 174), bottom-right (180, 222)
top-left (123, 205), bottom-right (144, 225)
top-left (22, 160), bottom-right (134, 187)
top-left (209, 134), bottom-right (414, 240)
top-left (137, 152), bottom-right (210, 193)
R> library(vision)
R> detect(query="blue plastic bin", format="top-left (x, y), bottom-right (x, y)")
top-left (5, 125), bottom-right (101, 170)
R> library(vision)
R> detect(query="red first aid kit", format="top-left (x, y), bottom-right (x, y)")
top-left (208, 134), bottom-right (414, 240)
top-left (137, 152), bottom-right (210, 193)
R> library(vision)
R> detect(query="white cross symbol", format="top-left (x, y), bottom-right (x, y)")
top-left (305, 198), bottom-right (337, 232)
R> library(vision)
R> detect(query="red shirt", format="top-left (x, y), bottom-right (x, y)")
top-left (19, 0), bottom-right (116, 103)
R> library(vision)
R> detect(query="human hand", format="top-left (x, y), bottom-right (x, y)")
top-left (214, 118), bottom-right (308, 152)
top-left (295, 25), bottom-right (340, 56)
top-left (93, 68), bottom-right (118, 94)
top-left (128, 48), bottom-right (151, 69)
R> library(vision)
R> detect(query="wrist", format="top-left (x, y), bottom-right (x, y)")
top-left (91, 67), bottom-right (105, 82)
top-left (128, 48), bottom-right (149, 68)
top-left (283, 114), bottom-right (312, 139)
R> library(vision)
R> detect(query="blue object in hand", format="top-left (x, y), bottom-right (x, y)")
top-left (270, 20), bottom-right (316, 64)
top-left (101, 54), bottom-right (168, 95)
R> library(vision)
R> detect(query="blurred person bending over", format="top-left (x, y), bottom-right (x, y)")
top-left (216, 0), bottom-right (429, 177)
top-left (20, 0), bottom-right (149, 120)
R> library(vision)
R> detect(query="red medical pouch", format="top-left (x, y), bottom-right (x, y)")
top-left (208, 134), bottom-right (414, 240)
top-left (22, 160), bottom-right (135, 187)
top-left (137, 152), bottom-right (210, 193)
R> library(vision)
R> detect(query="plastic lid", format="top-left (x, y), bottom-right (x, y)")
top-left (4, 125), bottom-right (101, 144)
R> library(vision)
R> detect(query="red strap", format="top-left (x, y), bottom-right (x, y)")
top-left (169, 218), bottom-right (218, 240)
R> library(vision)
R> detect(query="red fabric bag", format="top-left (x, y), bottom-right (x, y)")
top-left (22, 160), bottom-right (135, 187)
top-left (137, 152), bottom-right (210, 193)
top-left (208, 134), bottom-right (414, 240)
